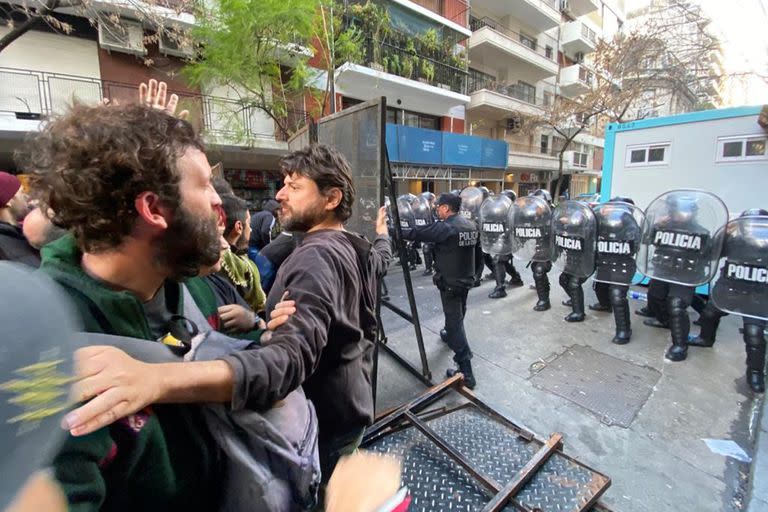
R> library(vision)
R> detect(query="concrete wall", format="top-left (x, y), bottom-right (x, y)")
top-left (0, 27), bottom-right (101, 77)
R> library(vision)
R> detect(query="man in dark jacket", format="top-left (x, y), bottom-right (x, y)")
top-left (0, 171), bottom-right (38, 266)
top-left (62, 144), bottom-right (392, 482)
top-left (401, 193), bottom-right (479, 388)
top-left (249, 198), bottom-right (280, 250)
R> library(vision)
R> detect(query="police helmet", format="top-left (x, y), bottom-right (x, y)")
top-left (741, 208), bottom-right (768, 218)
top-left (531, 189), bottom-right (552, 204)
top-left (479, 186), bottom-right (490, 199)
top-left (500, 189), bottom-right (517, 202)
top-left (420, 191), bottom-right (436, 204)
top-left (610, 196), bottom-right (635, 205)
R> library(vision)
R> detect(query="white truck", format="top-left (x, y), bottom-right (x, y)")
top-left (599, 105), bottom-right (767, 216)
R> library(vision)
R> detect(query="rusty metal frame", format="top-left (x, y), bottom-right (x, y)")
top-left (363, 376), bottom-right (612, 512)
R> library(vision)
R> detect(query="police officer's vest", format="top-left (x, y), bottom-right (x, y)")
top-left (434, 214), bottom-right (478, 288)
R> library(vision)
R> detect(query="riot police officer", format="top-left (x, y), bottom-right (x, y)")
top-left (511, 189), bottom-right (554, 311)
top-left (591, 197), bottom-right (643, 344)
top-left (402, 193), bottom-right (479, 388)
top-left (460, 187), bottom-right (486, 288)
top-left (419, 192), bottom-right (437, 276)
top-left (552, 200), bottom-right (597, 323)
top-left (480, 194), bottom-right (515, 299)
top-left (638, 191), bottom-right (728, 361)
top-left (689, 208), bottom-right (768, 392)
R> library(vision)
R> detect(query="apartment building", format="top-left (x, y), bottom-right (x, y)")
top-left (624, 0), bottom-right (726, 120)
top-left (463, 0), bottom-right (626, 197)
top-left (0, 5), bottom-right (302, 203)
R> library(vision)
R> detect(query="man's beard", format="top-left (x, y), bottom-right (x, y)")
top-left (155, 204), bottom-right (222, 280)
top-left (279, 201), bottom-right (326, 233)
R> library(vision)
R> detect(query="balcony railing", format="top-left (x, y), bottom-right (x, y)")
top-left (578, 65), bottom-right (594, 85)
top-left (470, 16), bottom-right (558, 62)
top-left (508, 142), bottom-right (560, 157)
top-left (468, 69), bottom-right (553, 107)
top-left (0, 67), bottom-right (309, 142)
top-left (359, 37), bottom-right (468, 94)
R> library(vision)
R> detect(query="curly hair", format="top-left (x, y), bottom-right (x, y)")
top-left (17, 103), bottom-right (204, 252)
top-left (279, 144), bottom-right (356, 222)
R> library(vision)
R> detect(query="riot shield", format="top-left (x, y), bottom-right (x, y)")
top-left (551, 200), bottom-right (597, 279)
top-left (396, 194), bottom-right (417, 230)
top-left (711, 216), bottom-right (768, 321)
top-left (637, 190), bottom-right (728, 286)
top-left (593, 202), bottom-right (645, 286)
top-left (479, 195), bottom-right (513, 256)
top-left (509, 195), bottom-right (553, 262)
top-left (413, 195), bottom-right (434, 227)
top-left (459, 186), bottom-right (484, 222)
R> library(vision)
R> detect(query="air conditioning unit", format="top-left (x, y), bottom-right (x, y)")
top-left (574, 51), bottom-right (585, 63)
top-left (98, 20), bottom-right (147, 56)
top-left (159, 30), bottom-right (194, 59)
top-left (560, 0), bottom-right (570, 12)
top-left (506, 115), bottom-right (522, 132)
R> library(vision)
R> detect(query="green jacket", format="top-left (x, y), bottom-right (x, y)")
top-left (40, 235), bottom-right (221, 512)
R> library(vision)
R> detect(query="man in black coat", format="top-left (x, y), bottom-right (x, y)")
top-left (249, 198), bottom-right (280, 250)
top-left (0, 171), bottom-right (38, 267)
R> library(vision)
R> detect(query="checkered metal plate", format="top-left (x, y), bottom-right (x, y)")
top-left (364, 408), bottom-right (609, 512)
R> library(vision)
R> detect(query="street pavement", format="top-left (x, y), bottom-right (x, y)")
top-left (375, 260), bottom-right (765, 512)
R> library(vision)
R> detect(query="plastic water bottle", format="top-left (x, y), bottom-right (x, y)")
top-left (629, 291), bottom-right (647, 302)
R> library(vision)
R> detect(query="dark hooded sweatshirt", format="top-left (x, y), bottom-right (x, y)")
top-left (223, 230), bottom-right (391, 440)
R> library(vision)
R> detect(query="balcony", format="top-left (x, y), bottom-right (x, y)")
top-left (466, 72), bottom-right (548, 119)
top-left (0, 67), bottom-right (294, 168)
top-left (507, 142), bottom-right (560, 171)
top-left (385, 0), bottom-right (472, 35)
top-left (471, 0), bottom-right (560, 32)
top-left (560, 0), bottom-right (600, 18)
top-left (469, 16), bottom-right (559, 80)
top-left (559, 64), bottom-right (594, 97)
top-left (335, 36), bottom-right (470, 117)
top-left (560, 20), bottom-right (598, 57)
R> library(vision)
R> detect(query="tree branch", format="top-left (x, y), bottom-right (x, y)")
top-left (0, 0), bottom-right (62, 53)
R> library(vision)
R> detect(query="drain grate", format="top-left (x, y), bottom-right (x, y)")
top-left (530, 345), bottom-right (661, 427)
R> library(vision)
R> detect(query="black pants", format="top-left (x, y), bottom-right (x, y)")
top-left (439, 285), bottom-right (472, 362)
top-left (647, 279), bottom-right (670, 323)
top-left (423, 243), bottom-right (434, 271)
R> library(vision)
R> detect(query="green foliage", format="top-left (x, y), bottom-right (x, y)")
top-left (336, 25), bottom-right (365, 65)
top-left (420, 59), bottom-right (435, 82)
top-left (185, 0), bottom-right (320, 137)
top-left (418, 28), bottom-right (439, 54)
top-left (401, 55), bottom-right (414, 78)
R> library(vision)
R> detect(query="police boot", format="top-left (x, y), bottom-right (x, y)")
top-left (439, 328), bottom-right (448, 344)
top-left (507, 264), bottom-right (524, 287)
top-left (744, 323), bottom-right (766, 393)
top-left (635, 306), bottom-right (653, 318)
top-left (643, 318), bottom-right (669, 329)
top-left (610, 287), bottom-right (631, 344)
top-left (664, 296), bottom-right (689, 362)
top-left (589, 302), bottom-right (612, 312)
top-left (446, 357), bottom-right (476, 390)
top-left (564, 284), bottom-right (586, 322)
top-left (488, 287), bottom-right (507, 299)
top-left (688, 309), bottom-right (721, 347)
top-left (562, 299), bottom-right (572, 307)
top-left (533, 276), bottom-right (551, 311)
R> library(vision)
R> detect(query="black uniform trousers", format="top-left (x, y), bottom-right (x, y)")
top-left (439, 285), bottom-right (472, 362)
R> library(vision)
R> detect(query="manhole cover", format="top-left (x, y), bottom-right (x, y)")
top-left (530, 345), bottom-right (661, 427)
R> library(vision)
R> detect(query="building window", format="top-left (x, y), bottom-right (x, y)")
top-left (545, 45), bottom-right (553, 59)
top-left (395, 109), bottom-right (439, 130)
top-left (543, 91), bottom-right (552, 106)
top-left (517, 81), bottom-right (536, 104)
top-left (716, 135), bottom-right (768, 162)
top-left (519, 33), bottom-right (537, 51)
top-left (540, 134), bottom-right (549, 154)
top-left (625, 142), bottom-right (671, 167)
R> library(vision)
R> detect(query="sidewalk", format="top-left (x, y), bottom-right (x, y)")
top-left (376, 264), bottom-right (764, 512)
top-left (748, 395), bottom-right (768, 511)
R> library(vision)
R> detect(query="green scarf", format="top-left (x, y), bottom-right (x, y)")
top-left (221, 249), bottom-right (266, 312)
